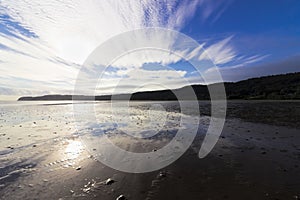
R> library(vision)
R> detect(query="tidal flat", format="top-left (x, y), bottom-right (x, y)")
top-left (0, 101), bottom-right (299, 200)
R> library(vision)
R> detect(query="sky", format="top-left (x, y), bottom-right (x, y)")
top-left (0, 0), bottom-right (300, 100)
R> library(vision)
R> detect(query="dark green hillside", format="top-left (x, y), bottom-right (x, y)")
top-left (18, 72), bottom-right (300, 101)
top-left (225, 72), bottom-right (300, 99)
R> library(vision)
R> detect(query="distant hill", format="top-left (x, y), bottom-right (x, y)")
top-left (18, 72), bottom-right (300, 101)
top-left (225, 72), bottom-right (300, 99)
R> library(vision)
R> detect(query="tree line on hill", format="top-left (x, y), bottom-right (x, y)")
top-left (18, 72), bottom-right (300, 101)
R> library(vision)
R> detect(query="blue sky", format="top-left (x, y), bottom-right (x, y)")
top-left (0, 0), bottom-right (300, 99)
top-left (182, 0), bottom-right (300, 64)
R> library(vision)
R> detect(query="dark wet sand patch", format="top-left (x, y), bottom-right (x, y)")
top-left (0, 117), bottom-right (299, 200)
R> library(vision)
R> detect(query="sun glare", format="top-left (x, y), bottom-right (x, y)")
top-left (65, 140), bottom-right (83, 160)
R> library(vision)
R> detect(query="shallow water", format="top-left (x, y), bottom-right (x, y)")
top-left (0, 101), bottom-right (199, 152)
top-left (0, 101), bottom-right (203, 185)
top-left (1, 100), bottom-right (299, 153)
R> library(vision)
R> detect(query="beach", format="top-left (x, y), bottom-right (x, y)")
top-left (0, 101), bottom-right (299, 200)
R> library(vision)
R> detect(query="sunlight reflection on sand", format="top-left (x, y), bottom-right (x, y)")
top-left (64, 140), bottom-right (83, 160)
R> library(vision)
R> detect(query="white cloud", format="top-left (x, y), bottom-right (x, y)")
top-left (198, 36), bottom-right (236, 65)
top-left (0, 0), bottom-right (206, 64)
top-left (97, 68), bottom-right (189, 95)
top-left (0, 0), bottom-right (262, 98)
top-left (0, 31), bottom-right (79, 95)
top-left (124, 68), bottom-right (186, 79)
top-left (110, 49), bottom-right (182, 69)
top-left (1, 0), bottom-right (210, 98)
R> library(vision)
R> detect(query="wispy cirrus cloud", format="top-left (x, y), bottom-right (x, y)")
top-left (0, 0), bottom-right (268, 99)
top-left (203, 54), bottom-right (300, 83)
top-left (0, 0), bottom-right (206, 64)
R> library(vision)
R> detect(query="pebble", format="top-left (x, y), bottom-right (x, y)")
top-left (76, 167), bottom-right (81, 170)
top-left (159, 172), bottom-right (166, 178)
top-left (105, 178), bottom-right (114, 185)
top-left (116, 195), bottom-right (126, 200)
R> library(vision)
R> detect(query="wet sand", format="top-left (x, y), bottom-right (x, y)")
top-left (0, 101), bottom-right (299, 200)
